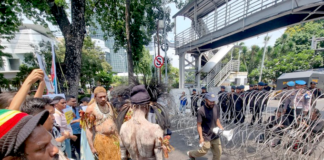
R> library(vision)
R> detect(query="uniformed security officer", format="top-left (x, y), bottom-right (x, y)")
top-left (218, 86), bottom-right (229, 122)
top-left (250, 82), bottom-right (268, 125)
top-left (309, 82), bottom-right (322, 99)
top-left (283, 80), bottom-right (312, 123)
top-left (200, 86), bottom-right (208, 107)
top-left (227, 86), bottom-right (236, 122)
top-left (281, 81), bottom-right (295, 121)
top-left (191, 89), bottom-right (199, 116)
top-left (232, 85), bottom-right (245, 124)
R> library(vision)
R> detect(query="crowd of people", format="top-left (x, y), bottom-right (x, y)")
top-left (0, 69), bottom-right (171, 160)
top-left (1, 68), bottom-right (324, 160)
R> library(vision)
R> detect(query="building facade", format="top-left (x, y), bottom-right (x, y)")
top-left (0, 24), bottom-right (55, 79)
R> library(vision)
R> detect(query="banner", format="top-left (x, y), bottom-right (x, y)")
top-left (36, 53), bottom-right (55, 93)
top-left (63, 107), bottom-right (74, 124)
top-left (51, 43), bottom-right (58, 94)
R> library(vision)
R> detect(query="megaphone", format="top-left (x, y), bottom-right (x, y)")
top-left (213, 127), bottom-right (233, 141)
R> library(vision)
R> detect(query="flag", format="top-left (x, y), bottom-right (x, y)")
top-left (51, 42), bottom-right (58, 94)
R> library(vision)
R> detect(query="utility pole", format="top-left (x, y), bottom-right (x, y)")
top-left (157, 25), bottom-right (161, 84)
top-left (259, 33), bottom-right (269, 82)
top-left (163, 0), bottom-right (168, 84)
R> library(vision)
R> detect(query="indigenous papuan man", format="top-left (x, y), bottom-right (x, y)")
top-left (118, 85), bottom-right (171, 160)
top-left (84, 86), bottom-right (120, 160)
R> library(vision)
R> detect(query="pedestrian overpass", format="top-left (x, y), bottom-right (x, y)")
top-left (173, 0), bottom-right (324, 89)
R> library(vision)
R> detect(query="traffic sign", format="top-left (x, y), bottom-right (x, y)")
top-left (154, 55), bottom-right (164, 68)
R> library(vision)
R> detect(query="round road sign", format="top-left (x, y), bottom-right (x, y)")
top-left (154, 55), bottom-right (164, 68)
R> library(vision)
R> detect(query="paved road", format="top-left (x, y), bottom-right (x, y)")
top-left (168, 99), bottom-right (324, 160)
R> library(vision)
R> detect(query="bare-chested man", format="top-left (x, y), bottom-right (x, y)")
top-left (85, 86), bottom-right (120, 160)
top-left (119, 85), bottom-right (164, 160)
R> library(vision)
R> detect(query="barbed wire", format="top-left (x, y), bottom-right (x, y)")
top-left (168, 88), bottom-right (324, 160)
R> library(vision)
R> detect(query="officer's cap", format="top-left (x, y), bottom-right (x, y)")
top-left (221, 86), bottom-right (225, 89)
top-left (287, 81), bottom-right (295, 87)
top-left (249, 84), bottom-right (254, 87)
top-left (201, 86), bottom-right (207, 90)
top-left (193, 89), bottom-right (196, 91)
top-left (240, 85), bottom-right (245, 90)
top-left (231, 86), bottom-right (236, 89)
top-left (205, 93), bottom-right (217, 102)
top-left (258, 82), bottom-right (266, 86)
top-left (295, 80), bottom-right (306, 85)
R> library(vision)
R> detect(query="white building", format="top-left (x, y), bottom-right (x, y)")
top-left (0, 24), bottom-right (56, 79)
top-left (91, 38), bottom-right (110, 61)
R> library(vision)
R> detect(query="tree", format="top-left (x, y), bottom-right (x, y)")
top-left (134, 48), bottom-right (153, 85)
top-left (0, 0), bottom-right (19, 67)
top-left (95, 71), bottom-right (114, 87)
top-left (24, 37), bottom-right (112, 90)
top-left (0, 73), bottom-right (10, 92)
top-left (13, 0), bottom-right (87, 96)
top-left (92, 0), bottom-right (181, 84)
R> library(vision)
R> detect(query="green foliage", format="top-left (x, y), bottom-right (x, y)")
top-left (95, 71), bottom-right (114, 86)
top-left (134, 48), bottom-right (153, 77)
top-left (23, 37), bottom-right (112, 88)
top-left (0, 0), bottom-right (21, 64)
top-left (245, 20), bottom-right (324, 82)
top-left (0, 73), bottom-right (10, 92)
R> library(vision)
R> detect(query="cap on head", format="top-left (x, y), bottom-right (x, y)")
top-left (310, 82), bottom-right (317, 85)
top-left (205, 93), bottom-right (217, 102)
top-left (201, 87), bottom-right (207, 90)
top-left (240, 85), bottom-right (245, 90)
top-left (295, 80), bottom-right (306, 85)
top-left (276, 108), bottom-right (284, 113)
top-left (130, 85), bottom-right (151, 105)
top-left (258, 82), bottom-right (266, 86)
top-left (221, 86), bottom-right (225, 89)
top-left (193, 89), bottom-right (196, 91)
top-left (0, 109), bottom-right (49, 158)
top-left (249, 84), bottom-right (254, 87)
top-left (287, 81), bottom-right (295, 87)
top-left (231, 86), bottom-right (236, 89)
top-left (94, 86), bottom-right (107, 95)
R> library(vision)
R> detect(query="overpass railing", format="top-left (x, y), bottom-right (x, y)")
top-left (206, 60), bottom-right (240, 88)
top-left (175, 0), bottom-right (287, 48)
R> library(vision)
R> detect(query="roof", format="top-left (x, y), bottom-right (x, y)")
top-left (172, 0), bottom-right (229, 19)
top-left (277, 71), bottom-right (324, 80)
top-left (18, 24), bottom-right (54, 38)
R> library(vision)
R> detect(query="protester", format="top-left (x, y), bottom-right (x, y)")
top-left (52, 96), bottom-right (76, 158)
top-left (66, 95), bottom-right (81, 160)
top-left (21, 98), bottom-right (68, 160)
top-left (0, 92), bottom-right (16, 109)
top-left (187, 92), bottom-right (224, 160)
top-left (0, 109), bottom-right (59, 160)
top-left (107, 86), bottom-right (113, 101)
top-left (79, 97), bottom-right (94, 160)
top-left (119, 85), bottom-right (165, 160)
top-left (179, 91), bottom-right (188, 114)
top-left (84, 86), bottom-right (120, 160)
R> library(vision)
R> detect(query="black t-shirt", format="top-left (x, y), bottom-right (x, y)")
top-left (197, 104), bottom-right (220, 141)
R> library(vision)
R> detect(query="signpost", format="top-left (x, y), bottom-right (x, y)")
top-left (154, 55), bottom-right (164, 68)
